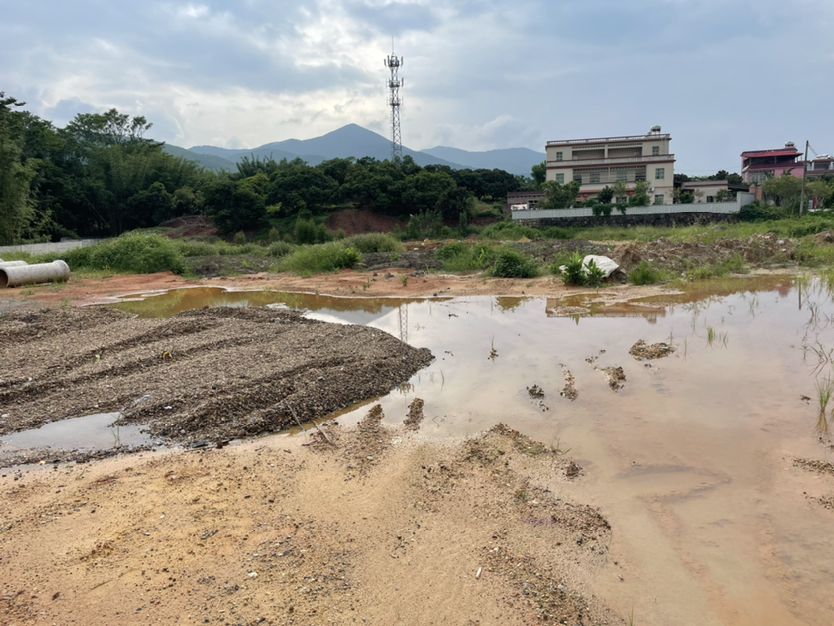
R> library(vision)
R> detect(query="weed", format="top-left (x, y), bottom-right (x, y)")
top-left (279, 242), bottom-right (361, 276)
top-left (706, 326), bottom-right (716, 345)
top-left (490, 248), bottom-right (539, 278)
top-left (630, 261), bottom-right (665, 285)
top-left (233, 231), bottom-right (247, 245)
top-left (401, 275), bottom-right (409, 287)
top-left (816, 377), bottom-right (834, 436)
top-left (584, 259), bottom-right (606, 288)
top-left (391, 252), bottom-right (400, 262)
top-left (343, 233), bottom-right (404, 254)
top-left (561, 252), bottom-right (585, 286)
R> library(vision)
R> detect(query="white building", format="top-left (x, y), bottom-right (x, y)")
top-left (545, 126), bottom-right (675, 205)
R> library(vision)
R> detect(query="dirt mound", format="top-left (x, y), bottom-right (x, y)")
top-left (629, 339), bottom-right (676, 360)
top-left (326, 209), bottom-right (402, 236)
top-left (0, 307), bottom-right (433, 454)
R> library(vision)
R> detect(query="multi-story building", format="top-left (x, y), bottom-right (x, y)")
top-left (545, 126), bottom-right (675, 205)
top-left (740, 142), bottom-right (803, 184)
top-left (807, 155), bottom-right (834, 180)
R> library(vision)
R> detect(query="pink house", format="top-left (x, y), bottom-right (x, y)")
top-left (741, 141), bottom-right (803, 184)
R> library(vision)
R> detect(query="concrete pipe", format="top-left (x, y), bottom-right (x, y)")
top-left (0, 261), bottom-right (29, 269)
top-left (0, 260), bottom-right (71, 288)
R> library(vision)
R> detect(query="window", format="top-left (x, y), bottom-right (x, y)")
top-left (574, 173), bottom-right (583, 184)
top-left (555, 173), bottom-right (565, 184)
top-left (655, 168), bottom-right (665, 180)
top-left (590, 172), bottom-right (601, 184)
top-left (654, 194), bottom-right (664, 205)
top-left (616, 196), bottom-right (628, 204)
top-left (652, 146), bottom-right (660, 156)
top-left (706, 196), bottom-right (714, 203)
top-left (616, 170), bottom-right (628, 182)
top-left (752, 171), bottom-right (770, 184)
top-left (556, 151), bottom-right (563, 161)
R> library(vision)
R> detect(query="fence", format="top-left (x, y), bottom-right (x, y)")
top-left (0, 239), bottom-right (105, 256)
top-left (512, 192), bottom-right (755, 221)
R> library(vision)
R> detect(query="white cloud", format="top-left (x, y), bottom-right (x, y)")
top-left (1, 0), bottom-right (833, 172)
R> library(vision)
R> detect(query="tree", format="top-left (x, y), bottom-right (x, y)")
top-left (203, 179), bottom-right (266, 234)
top-left (808, 180), bottom-right (834, 209)
top-left (540, 180), bottom-right (580, 209)
top-left (715, 189), bottom-right (735, 202)
top-left (531, 161), bottom-right (546, 190)
top-left (597, 186), bottom-right (614, 204)
top-left (629, 181), bottom-right (651, 206)
top-left (0, 92), bottom-right (38, 244)
top-left (611, 180), bottom-right (628, 203)
top-left (762, 175), bottom-right (805, 211)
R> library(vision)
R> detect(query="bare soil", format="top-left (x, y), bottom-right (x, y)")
top-left (0, 307), bottom-right (432, 453)
top-left (0, 417), bottom-right (624, 626)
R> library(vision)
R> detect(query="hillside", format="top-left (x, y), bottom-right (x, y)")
top-left (162, 144), bottom-right (235, 171)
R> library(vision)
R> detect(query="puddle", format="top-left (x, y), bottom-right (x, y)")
top-left (89, 275), bottom-right (834, 624)
top-left (0, 412), bottom-right (153, 453)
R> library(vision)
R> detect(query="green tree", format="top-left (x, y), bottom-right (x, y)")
top-left (203, 179), bottom-right (266, 234)
top-left (0, 93), bottom-right (38, 244)
top-left (531, 161), bottom-right (546, 189)
top-left (540, 179), bottom-right (580, 209)
top-left (715, 188), bottom-right (736, 202)
top-left (762, 175), bottom-right (805, 211)
top-left (597, 186), bottom-right (614, 204)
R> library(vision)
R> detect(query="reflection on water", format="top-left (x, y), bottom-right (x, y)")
top-left (101, 276), bottom-right (834, 625)
top-left (0, 412), bottom-right (152, 452)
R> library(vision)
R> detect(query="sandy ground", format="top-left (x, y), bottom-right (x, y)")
top-left (0, 415), bottom-right (623, 626)
top-left (0, 267), bottom-right (676, 313)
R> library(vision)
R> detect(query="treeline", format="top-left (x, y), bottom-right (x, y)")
top-left (0, 93), bottom-right (527, 244)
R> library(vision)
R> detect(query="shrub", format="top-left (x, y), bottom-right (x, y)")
top-left (435, 242), bottom-right (469, 261)
top-left (584, 259), bottom-right (606, 287)
top-left (295, 218), bottom-right (332, 245)
top-left (738, 202), bottom-right (789, 222)
top-left (541, 227), bottom-right (573, 240)
top-left (267, 241), bottom-right (294, 258)
top-left (279, 242), bottom-right (361, 275)
top-left (50, 234), bottom-right (185, 274)
top-left (233, 231), bottom-right (247, 245)
top-left (268, 227), bottom-right (282, 243)
top-left (176, 240), bottom-right (218, 257)
top-left (629, 261), bottom-right (664, 285)
top-left (561, 252), bottom-right (585, 286)
top-left (490, 248), bottom-right (539, 278)
top-left (343, 233), bottom-right (405, 254)
top-left (479, 222), bottom-right (542, 241)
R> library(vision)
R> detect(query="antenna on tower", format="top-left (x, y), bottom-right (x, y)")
top-left (384, 42), bottom-right (403, 163)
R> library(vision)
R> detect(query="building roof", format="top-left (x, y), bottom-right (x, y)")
top-left (547, 133), bottom-right (670, 146)
top-left (741, 149), bottom-right (801, 158)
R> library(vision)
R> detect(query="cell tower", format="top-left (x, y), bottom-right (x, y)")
top-left (384, 45), bottom-right (403, 162)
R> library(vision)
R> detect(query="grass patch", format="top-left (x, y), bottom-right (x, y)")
top-left (279, 242), bottom-right (362, 276)
top-left (686, 253), bottom-right (748, 280)
top-left (629, 261), bottom-right (667, 285)
top-left (342, 233), bottom-right (404, 254)
top-left (490, 248), bottom-right (539, 278)
top-left (435, 242), bottom-right (498, 272)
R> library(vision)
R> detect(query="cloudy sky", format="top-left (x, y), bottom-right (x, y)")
top-left (2, 0), bottom-right (833, 174)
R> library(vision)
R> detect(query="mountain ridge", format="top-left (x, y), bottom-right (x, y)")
top-left (167, 124), bottom-right (541, 176)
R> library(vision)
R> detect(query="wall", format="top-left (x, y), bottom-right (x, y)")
top-left (0, 239), bottom-right (104, 256)
top-left (511, 192), bottom-right (755, 225)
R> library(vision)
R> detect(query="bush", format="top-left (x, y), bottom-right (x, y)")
top-left (584, 259), bottom-right (606, 287)
top-left (738, 202), bottom-right (789, 222)
top-left (490, 248), bottom-right (539, 278)
top-left (343, 233), bottom-right (405, 254)
top-left (541, 227), bottom-right (573, 240)
top-left (51, 234), bottom-right (185, 274)
top-left (233, 231), bottom-right (247, 245)
top-left (267, 241), bottom-right (294, 258)
top-left (279, 242), bottom-right (361, 275)
top-left (629, 261), bottom-right (664, 285)
top-left (561, 252), bottom-right (585, 286)
top-left (295, 218), bottom-right (332, 245)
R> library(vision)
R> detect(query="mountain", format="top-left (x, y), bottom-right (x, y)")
top-left (423, 146), bottom-right (545, 177)
top-left (163, 144), bottom-right (235, 171)
top-left (175, 124), bottom-right (543, 175)
top-left (189, 124), bottom-right (465, 169)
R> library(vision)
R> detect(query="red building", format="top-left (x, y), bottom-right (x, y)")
top-left (741, 142), bottom-right (802, 184)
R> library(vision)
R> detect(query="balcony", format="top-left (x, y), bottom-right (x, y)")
top-left (546, 154), bottom-right (676, 168)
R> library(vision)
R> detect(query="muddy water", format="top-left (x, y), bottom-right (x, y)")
top-left (107, 277), bottom-right (834, 625)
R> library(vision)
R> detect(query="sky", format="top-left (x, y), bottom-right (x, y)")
top-left (2, 0), bottom-right (833, 174)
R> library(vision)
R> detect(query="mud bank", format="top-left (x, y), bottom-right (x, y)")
top-left (0, 418), bottom-right (623, 626)
top-left (0, 307), bottom-right (433, 457)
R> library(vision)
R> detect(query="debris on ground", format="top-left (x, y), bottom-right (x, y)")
top-left (629, 339), bottom-right (676, 361)
top-left (586, 357), bottom-right (626, 391)
top-left (527, 385), bottom-right (544, 399)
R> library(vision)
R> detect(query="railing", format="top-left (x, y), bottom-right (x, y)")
top-left (547, 154), bottom-right (675, 167)
top-left (547, 134), bottom-right (670, 146)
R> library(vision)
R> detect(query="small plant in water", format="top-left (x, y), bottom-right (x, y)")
top-left (816, 377), bottom-right (834, 436)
